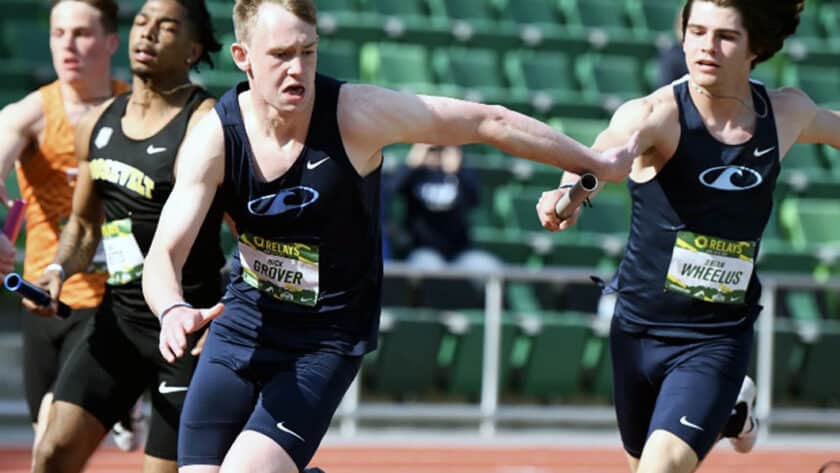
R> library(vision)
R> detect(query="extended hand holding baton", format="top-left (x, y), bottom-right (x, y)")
top-left (3, 198), bottom-right (26, 243)
top-left (554, 173), bottom-right (599, 221)
top-left (4, 273), bottom-right (71, 319)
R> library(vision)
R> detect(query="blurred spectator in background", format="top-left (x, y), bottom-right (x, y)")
top-left (657, 6), bottom-right (688, 86)
top-left (388, 143), bottom-right (500, 272)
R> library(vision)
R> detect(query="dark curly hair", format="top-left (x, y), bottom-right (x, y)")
top-left (681, 0), bottom-right (805, 67)
top-left (176, 0), bottom-right (222, 70)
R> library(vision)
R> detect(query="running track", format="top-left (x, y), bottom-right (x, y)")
top-left (1, 446), bottom-right (837, 472)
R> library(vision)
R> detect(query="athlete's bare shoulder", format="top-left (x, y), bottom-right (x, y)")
top-left (768, 86), bottom-right (816, 121)
top-left (74, 97), bottom-right (119, 162)
top-left (767, 86), bottom-right (819, 153)
top-left (0, 89), bottom-right (45, 139)
top-left (186, 95), bottom-right (217, 132)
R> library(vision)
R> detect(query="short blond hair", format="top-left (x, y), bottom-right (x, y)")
top-left (233, 0), bottom-right (317, 43)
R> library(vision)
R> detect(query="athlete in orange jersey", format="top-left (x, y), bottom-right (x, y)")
top-left (0, 0), bottom-right (127, 450)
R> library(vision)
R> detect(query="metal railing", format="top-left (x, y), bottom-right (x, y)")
top-left (335, 262), bottom-right (840, 439)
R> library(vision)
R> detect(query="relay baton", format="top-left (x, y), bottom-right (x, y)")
top-left (2, 198), bottom-right (25, 243)
top-left (554, 173), bottom-right (598, 221)
top-left (4, 273), bottom-right (71, 319)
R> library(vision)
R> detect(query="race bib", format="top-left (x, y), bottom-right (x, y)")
top-left (664, 231), bottom-right (755, 304)
top-left (101, 218), bottom-right (144, 285)
top-left (238, 233), bottom-right (319, 307)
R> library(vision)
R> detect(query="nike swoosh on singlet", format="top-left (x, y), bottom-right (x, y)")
top-left (146, 144), bottom-right (167, 155)
top-left (753, 146), bottom-right (775, 157)
top-left (276, 422), bottom-right (305, 442)
top-left (306, 157), bottom-right (329, 170)
top-left (158, 381), bottom-right (188, 394)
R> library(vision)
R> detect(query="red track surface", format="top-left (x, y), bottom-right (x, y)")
top-left (1, 446), bottom-right (837, 472)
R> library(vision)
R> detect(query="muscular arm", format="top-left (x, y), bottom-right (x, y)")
top-left (143, 108), bottom-right (225, 316)
top-left (52, 104), bottom-right (108, 278)
top-left (338, 84), bottom-right (637, 182)
top-left (0, 92), bottom-right (42, 203)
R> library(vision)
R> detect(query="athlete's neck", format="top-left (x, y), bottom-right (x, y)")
top-left (688, 79), bottom-right (757, 124)
top-left (128, 74), bottom-right (197, 113)
top-left (247, 90), bottom-right (314, 144)
top-left (59, 76), bottom-right (114, 106)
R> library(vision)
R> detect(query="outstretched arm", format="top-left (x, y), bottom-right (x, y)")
top-left (535, 95), bottom-right (666, 232)
top-left (27, 103), bottom-right (109, 316)
top-left (0, 92), bottom-right (41, 205)
top-left (143, 108), bottom-right (225, 362)
top-left (338, 85), bottom-right (639, 182)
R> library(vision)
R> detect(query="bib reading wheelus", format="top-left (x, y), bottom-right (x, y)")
top-left (101, 218), bottom-right (145, 285)
top-left (664, 231), bottom-right (755, 304)
top-left (238, 233), bottom-right (319, 307)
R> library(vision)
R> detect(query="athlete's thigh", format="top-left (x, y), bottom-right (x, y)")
top-left (648, 328), bottom-right (753, 461)
top-left (52, 305), bottom-right (150, 430)
top-left (221, 431), bottom-right (297, 473)
top-left (238, 349), bottom-right (361, 472)
top-left (179, 329), bottom-right (257, 468)
top-left (22, 311), bottom-right (62, 423)
top-left (610, 317), bottom-right (658, 459)
top-left (56, 308), bottom-right (97, 365)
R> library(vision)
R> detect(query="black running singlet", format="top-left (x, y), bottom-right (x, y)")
top-left (215, 74), bottom-right (382, 356)
top-left (612, 78), bottom-right (781, 338)
top-left (88, 88), bottom-right (225, 316)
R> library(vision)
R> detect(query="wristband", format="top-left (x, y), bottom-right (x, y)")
top-left (44, 263), bottom-right (66, 280)
top-left (158, 301), bottom-right (193, 320)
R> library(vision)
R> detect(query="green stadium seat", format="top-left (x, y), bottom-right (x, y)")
top-left (785, 6), bottom-right (826, 54)
top-left (515, 310), bottom-right (591, 400)
top-left (424, 0), bottom-right (518, 49)
top-left (366, 307), bottom-right (445, 398)
top-left (318, 39), bottom-right (361, 81)
top-left (554, 117), bottom-right (609, 147)
top-left (505, 50), bottom-right (598, 115)
top-left (627, 0), bottom-right (681, 36)
top-left (584, 332), bottom-right (613, 400)
top-left (577, 193), bottom-right (631, 236)
top-left (357, 0), bottom-right (451, 45)
top-left (360, 42), bottom-right (437, 93)
top-left (433, 47), bottom-right (527, 106)
top-left (779, 198), bottom-right (840, 249)
top-left (472, 227), bottom-right (539, 266)
top-left (439, 309), bottom-right (518, 399)
top-left (781, 143), bottom-right (829, 177)
top-left (746, 323), bottom-right (804, 402)
top-left (798, 321), bottom-right (840, 404)
top-left (541, 236), bottom-right (610, 270)
top-left (755, 239), bottom-right (821, 276)
top-left (782, 64), bottom-right (840, 106)
top-left (576, 53), bottom-right (648, 103)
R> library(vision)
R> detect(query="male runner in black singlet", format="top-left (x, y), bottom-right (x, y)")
top-left (29, 1), bottom-right (223, 472)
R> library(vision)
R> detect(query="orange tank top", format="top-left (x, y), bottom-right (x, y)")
top-left (16, 80), bottom-right (130, 309)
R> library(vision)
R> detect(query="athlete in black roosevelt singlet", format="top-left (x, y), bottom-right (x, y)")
top-left (30, 2), bottom-right (223, 472)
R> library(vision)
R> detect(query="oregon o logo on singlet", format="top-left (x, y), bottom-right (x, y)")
top-left (247, 186), bottom-right (320, 215)
top-left (698, 166), bottom-right (763, 191)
